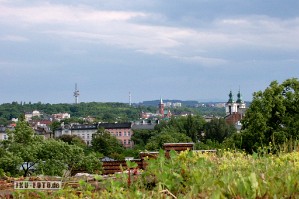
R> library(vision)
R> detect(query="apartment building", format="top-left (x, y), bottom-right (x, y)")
top-left (54, 122), bottom-right (133, 148)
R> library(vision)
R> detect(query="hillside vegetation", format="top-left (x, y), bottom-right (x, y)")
top-left (0, 101), bottom-right (225, 125)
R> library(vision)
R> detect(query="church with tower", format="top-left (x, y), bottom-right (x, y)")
top-left (158, 98), bottom-right (172, 118)
top-left (225, 90), bottom-right (246, 130)
top-left (140, 97), bottom-right (172, 120)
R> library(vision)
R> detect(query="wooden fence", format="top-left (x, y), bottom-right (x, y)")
top-left (102, 143), bottom-right (216, 175)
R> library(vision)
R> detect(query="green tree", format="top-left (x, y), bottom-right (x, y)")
top-left (50, 121), bottom-right (61, 138)
top-left (37, 139), bottom-right (102, 176)
top-left (184, 115), bottom-right (206, 142)
top-left (4, 120), bottom-right (43, 176)
top-left (145, 126), bottom-right (192, 150)
top-left (203, 118), bottom-right (236, 143)
top-left (0, 117), bottom-right (10, 126)
top-left (155, 115), bottom-right (205, 143)
top-left (102, 112), bottom-right (116, 122)
top-left (57, 134), bottom-right (86, 148)
top-left (154, 120), bottom-right (169, 132)
top-left (0, 120), bottom-right (101, 176)
top-left (91, 127), bottom-right (124, 158)
top-left (131, 129), bottom-right (156, 148)
top-left (0, 148), bottom-right (23, 176)
top-left (240, 78), bottom-right (299, 152)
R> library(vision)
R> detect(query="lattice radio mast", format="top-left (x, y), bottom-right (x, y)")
top-left (129, 92), bottom-right (132, 106)
top-left (73, 83), bottom-right (80, 104)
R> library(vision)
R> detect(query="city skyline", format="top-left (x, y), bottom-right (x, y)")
top-left (0, 1), bottom-right (299, 104)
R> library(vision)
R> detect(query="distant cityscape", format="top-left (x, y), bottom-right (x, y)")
top-left (0, 89), bottom-right (247, 149)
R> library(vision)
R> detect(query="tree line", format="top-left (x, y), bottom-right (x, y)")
top-left (0, 101), bottom-right (225, 126)
top-left (0, 102), bottom-right (141, 125)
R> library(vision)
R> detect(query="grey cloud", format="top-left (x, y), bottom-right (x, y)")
top-left (0, 0), bottom-right (298, 103)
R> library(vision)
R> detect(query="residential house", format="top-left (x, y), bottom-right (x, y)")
top-left (52, 113), bottom-right (71, 121)
top-left (25, 110), bottom-right (42, 121)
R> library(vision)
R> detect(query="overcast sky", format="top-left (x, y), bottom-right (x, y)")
top-left (0, 0), bottom-right (298, 104)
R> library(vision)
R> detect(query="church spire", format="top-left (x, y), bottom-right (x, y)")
top-left (227, 91), bottom-right (234, 103)
top-left (236, 89), bottom-right (243, 104)
top-left (159, 97), bottom-right (164, 116)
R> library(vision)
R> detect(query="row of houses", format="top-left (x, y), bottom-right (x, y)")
top-left (56, 122), bottom-right (133, 147)
top-left (55, 121), bottom-right (157, 147)
top-left (24, 111), bottom-right (71, 122)
top-left (0, 120), bottom-right (157, 148)
top-left (0, 122), bottom-right (52, 142)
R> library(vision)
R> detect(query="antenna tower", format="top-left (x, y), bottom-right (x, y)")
top-left (129, 92), bottom-right (131, 106)
top-left (73, 83), bottom-right (80, 104)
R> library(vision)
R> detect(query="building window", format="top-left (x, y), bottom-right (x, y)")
top-left (128, 131), bottom-right (131, 136)
top-left (87, 141), bottom-right (90, 145)
top-left (124, 139), bottom-right (127, 145)
top-left (87, 134), bottom-right (90, 139)
top-left (124, 131), bottom-right (126, 136)
top-left (81, 134), bottom-right (85, 138)
top-left (119, 132), bottom-right (122, 136)
top-left (128, 140), bottom-right (131, 144)
top-left (3, 134), bottom-right (7, 140)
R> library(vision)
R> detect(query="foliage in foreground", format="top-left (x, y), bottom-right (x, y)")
top-left (13, 149), bottom-right (299, 199)
top-left (0, 120), bottom-right (102, 177)
top-left (240, 78), bottom-right (299, 152)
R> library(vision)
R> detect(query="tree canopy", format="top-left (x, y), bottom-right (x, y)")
top-left (91, 127), bottom-right (125, 159)
top-left (131, 129), bottom-right (156, 149)
top-left (145, 126), bottom-right (192, 151)
top-left (240, 78), bottom-right (299, 152)
top-left (155, 115), bottom-right (206, 143)
top-left (203, 118), bottom-right (236, 143)
top-left (57, 134), bottom-right (86, 148)
top-left (0, 120), bottom-right (102, 176)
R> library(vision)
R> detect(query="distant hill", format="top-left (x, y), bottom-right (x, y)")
top-left (140, 100), bottom-right (199, 107)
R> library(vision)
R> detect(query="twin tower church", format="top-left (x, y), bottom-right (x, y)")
top-left (225, 90), bottom-right (247, 129)
top-left (225, 90), bottom-right (246, 115)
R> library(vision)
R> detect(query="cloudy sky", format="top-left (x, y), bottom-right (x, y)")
top-left (0, 0), bottom-right (298, 104)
